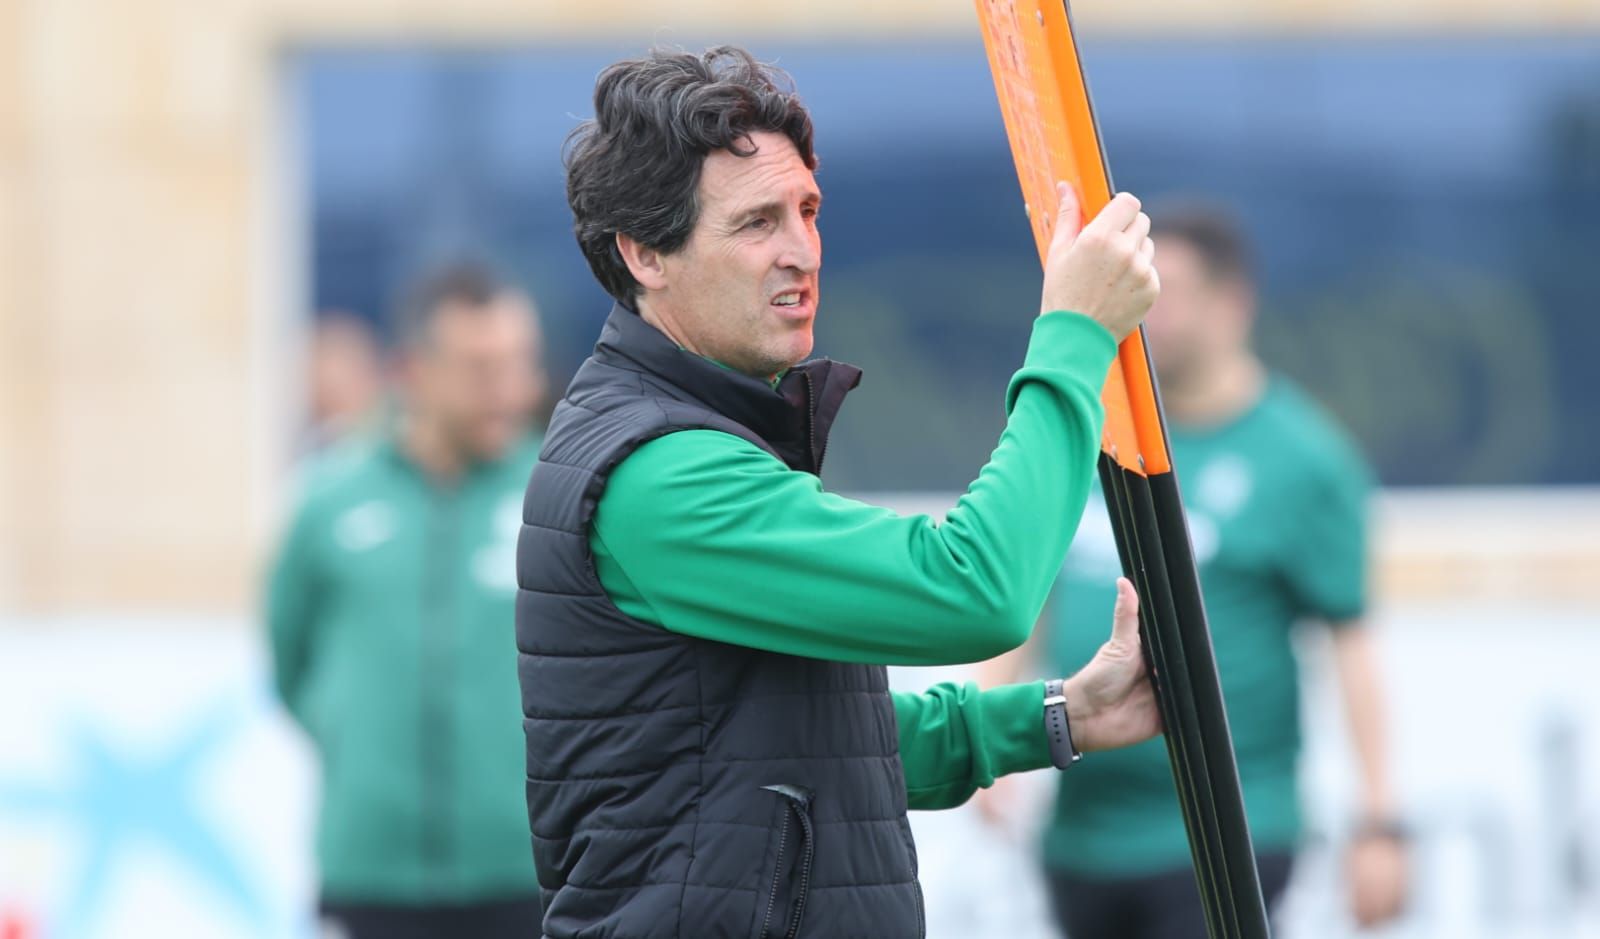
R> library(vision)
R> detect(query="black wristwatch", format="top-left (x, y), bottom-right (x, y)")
top-left (1044, 679), bottom-right (1082, 769)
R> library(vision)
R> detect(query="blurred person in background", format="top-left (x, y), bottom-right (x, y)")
top-left (981, 205), bottom-right (1408, 938)
top-left (267, 264), bottom-right (549, 939)
top-left (303, 311), bottom-right (385, 453)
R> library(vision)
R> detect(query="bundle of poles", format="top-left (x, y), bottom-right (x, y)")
top-left (974, 3), bottom-right (1273, 937)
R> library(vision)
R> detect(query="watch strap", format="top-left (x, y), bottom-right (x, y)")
top-left (1044, 678), bottom-right (1082, 769)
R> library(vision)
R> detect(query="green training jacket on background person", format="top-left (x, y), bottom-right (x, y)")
top-left (267, 433), bottom-right (541, 903)
top-left (1043, 377), bottom-right (1372, 877)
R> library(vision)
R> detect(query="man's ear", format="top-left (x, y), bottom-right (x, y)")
top-left (616, 233), bottom-right (669, 292)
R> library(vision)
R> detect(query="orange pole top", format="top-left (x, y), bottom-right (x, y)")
top-left (975, 0), bottom-right (1171, 476)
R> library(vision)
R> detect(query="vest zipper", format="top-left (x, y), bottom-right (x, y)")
top-left (758, 784), bottom-right (815, 939)
top-left (783, 803), bottom-right (816, 939)
top-left (805, 372), bottom-right (826, 473)
top-left (758, 811), bottom-right (791, 938)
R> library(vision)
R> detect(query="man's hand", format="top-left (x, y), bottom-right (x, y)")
top-left (1346, 830), bottom-right (1409, 929)
top-left (1039, 186), bottom-right (1160, 341)
top-left (1061, 578), bottom-right (1161, 752)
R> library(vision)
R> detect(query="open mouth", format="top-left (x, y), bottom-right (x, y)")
top-left (770, 289), bottom-right (813, 316)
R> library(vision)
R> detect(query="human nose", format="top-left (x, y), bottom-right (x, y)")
top-left (776, 218), bottom-right (820, 274)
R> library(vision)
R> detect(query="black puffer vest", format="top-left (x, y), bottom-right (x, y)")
top-left (516, 306), bottom-right (926, 939)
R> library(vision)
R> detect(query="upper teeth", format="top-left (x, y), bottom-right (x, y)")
top-left (774, 293), bottom-right (799, 306)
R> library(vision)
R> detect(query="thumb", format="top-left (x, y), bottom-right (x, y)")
top-left (1055, 181), bottom-right (1083, 240)
top-left (1110, 577), bottom-right (1141, 646)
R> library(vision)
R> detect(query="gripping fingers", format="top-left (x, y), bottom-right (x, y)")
top-left (1055, 181), bottom-right (1084, 238)
top-left (1111, 577), bottom-right (1141, 644)
top-left (1125, 209), bottom-right (1152, 243)
top-left (1086, 192), bottom-right (1142, 239)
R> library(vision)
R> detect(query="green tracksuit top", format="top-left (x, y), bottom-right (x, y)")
top-left (588, 311), bottom-right (1119, 809)
top-left (266, 434), bottom-right (540, 902)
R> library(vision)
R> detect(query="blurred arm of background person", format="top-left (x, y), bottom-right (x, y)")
top-left (1330, 619), bottom-right (1409, 929)
top-left (266, 489), bottom-right (324, 729)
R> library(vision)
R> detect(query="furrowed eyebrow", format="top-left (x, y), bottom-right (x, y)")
top-left (732, 201), bottom-right (782, 225)
top-left (728, 191), bottom-right (823, 226)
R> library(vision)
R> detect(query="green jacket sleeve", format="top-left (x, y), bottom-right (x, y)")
top-left (1282, 439), bottom-right (1372, 624)
top-left (265, 500), bottom-right (322, 726)
top-left (893, 682), bottom-right (1051, 810)
top-left (589, 310), bottom-right (1117, 666)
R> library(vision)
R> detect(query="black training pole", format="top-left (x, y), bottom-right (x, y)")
top-left (1149, 470), bottom-right (1271, 929)
top-left (1101, 455), bottom-right (1229, 939)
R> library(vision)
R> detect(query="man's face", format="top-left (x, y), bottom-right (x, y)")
top-left (649, 131), bottom-right (822, 377)
top-left (408, 295), bottom-right (544, 463)
top-left (1141, 238), bottom-right (1251, 387)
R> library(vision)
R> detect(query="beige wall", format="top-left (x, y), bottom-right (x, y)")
top-left (3, 2), bottom-right (277, 614)
top-left (1, 2), bottom-right (21, 613)
top-left (2, 0), bottom-right (1597, 618)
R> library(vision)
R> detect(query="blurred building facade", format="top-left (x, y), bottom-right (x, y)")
top-left (3, 4), bottom-right (1600, 939)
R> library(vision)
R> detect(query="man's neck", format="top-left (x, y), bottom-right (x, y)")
top-left (1161, 352), bottom-right (1266, 429)
top-left (402, 417), bottom-right (464, 482)
top-left (636, 297), bottom-right (694, 357)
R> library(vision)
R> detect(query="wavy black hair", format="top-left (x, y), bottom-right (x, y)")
top-left (564, 46), bottom-right (817, 305)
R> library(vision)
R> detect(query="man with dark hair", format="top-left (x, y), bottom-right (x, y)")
top-left (517, 46), bottom-right (1164, 937)
top-left (268, 263), bottom-right (549, 939)
top-left (397, 263), bottom-right (506, 347)
top-left (982, 203), bottom-right (1408, 938)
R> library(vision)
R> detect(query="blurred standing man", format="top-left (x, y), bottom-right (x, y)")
top-left (517, 46), bottom-right (1165, 939)
top-left (269, 265), bottom-right (549, 939)
top-left (985, 206), bottom-right (1408, 938)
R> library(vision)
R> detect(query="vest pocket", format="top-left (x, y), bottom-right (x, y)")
top-left (753, 784), bottom-right (816, 939)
